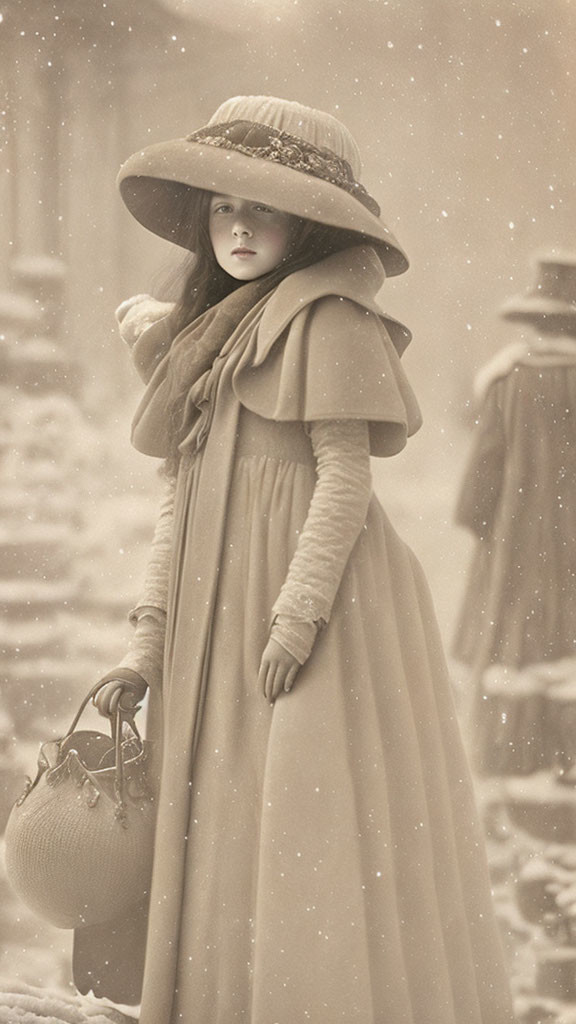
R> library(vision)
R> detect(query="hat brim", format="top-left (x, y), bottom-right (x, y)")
top-left (117, 139), bottom-right (409, 277)
top-left (501, 295), bottom-right (576, 324)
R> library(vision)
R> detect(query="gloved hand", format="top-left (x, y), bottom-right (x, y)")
top-left (93, 674), bottom-right (148, 718)
top-left (258, 637), bottom-right (301, 703)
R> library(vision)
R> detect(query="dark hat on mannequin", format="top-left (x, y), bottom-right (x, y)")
top-left (500, 252), bottom-right (576, 330)
top-left (117, 95), bottom-right (409, 277)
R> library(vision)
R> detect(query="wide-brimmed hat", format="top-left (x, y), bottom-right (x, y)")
top-left (500, 252), bottom-right (576, 328)
top-left (117, 95), bottom-right (409, 276)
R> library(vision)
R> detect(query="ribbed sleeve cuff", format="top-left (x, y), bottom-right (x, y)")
top-left (270, 615), bottom-right (320, 665)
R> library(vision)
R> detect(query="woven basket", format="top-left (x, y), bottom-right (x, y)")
top-left (4, 683), bottom-right (156, 929)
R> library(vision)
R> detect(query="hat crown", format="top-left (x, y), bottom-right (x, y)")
top-left (531, 257), bottom-right (576, 305)
top-left (209, 95), bottom-right (363, 179)
top-left (500, 252), bottom-right (576, 324)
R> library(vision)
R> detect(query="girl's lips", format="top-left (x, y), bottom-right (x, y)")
top-left (232, 248), bottom-right (256, 256)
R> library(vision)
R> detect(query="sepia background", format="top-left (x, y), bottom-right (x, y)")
top-left (0, 0), bottom-right (575, 1015)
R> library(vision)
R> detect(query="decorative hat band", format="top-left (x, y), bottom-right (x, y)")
top-left (186, 120), bottom-right (381, 218)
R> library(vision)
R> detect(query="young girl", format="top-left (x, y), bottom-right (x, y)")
top-left (80, 96), bottom-right (514, 1023)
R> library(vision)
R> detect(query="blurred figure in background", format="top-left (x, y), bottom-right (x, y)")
top-left (453, 253), bottom-right (576, 775)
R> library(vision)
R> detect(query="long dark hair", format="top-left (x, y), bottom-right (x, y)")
top-left (156, 189), bottom-right (365, 475)
top-left (168, 188), bottom-right (365, 334)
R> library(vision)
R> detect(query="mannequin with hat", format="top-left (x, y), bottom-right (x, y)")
top-left (454, 253), bottom-right (576, 770)
top-left (77, 96), bottom-right (513, 1023)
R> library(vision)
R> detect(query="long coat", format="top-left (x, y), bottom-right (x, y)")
top-left (75, 248), bottom-right (514, 1024)
top-left (454, 340), bottom-right (576, 670)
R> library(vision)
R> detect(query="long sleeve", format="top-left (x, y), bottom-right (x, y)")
top-left (129, 471), bottom-right (176, 618)
top-left (270, 418), bottom-right (372, 663)
top-left (111, 472), bottom-right (176, 691)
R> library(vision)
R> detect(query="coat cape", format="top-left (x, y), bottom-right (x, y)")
top-left (127, 246), bottom-right (420, 460)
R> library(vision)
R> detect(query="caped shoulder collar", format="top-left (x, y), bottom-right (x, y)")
top-left (254, 245), bottom-right (409, 366)
top-left (128, 244), bottom-right (409, 387)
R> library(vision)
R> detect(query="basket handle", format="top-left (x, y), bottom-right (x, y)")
top-left (62, 681), bottom-right (144, 824)
top-left (63, 680), bottom-right (132, 739)
top-left (16, 682), bottom-right (144, 811)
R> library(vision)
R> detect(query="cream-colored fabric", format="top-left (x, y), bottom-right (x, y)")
top-left (129, 473), bottom-right (176, 616)
top-left (119, 609), bottom-right (166, 692)
top-left (269, 614), bottom-right (318, 664)
top-left (115, 474), bottom-right (176, 690)
top-left (148, 330), bottom-right (512, 1023)
top-left (118, 420), bottom-right (372, 676)
top-left (232, 290), bottom-right (421, 456)
top-left (116, 295), bottom-right (175, 350)
top-left (83, 271), bottom-right (514, 1022)
top-left (128, 248), bottom-right (419, 460)
top-left (271, 418), bottom-right (372, 661)
top-left (208, 95), bottom-right (363, 178)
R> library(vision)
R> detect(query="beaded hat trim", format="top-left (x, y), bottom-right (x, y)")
top-left (186, 119), bottom-right (381, 217)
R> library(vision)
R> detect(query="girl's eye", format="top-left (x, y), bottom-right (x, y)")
top-left (254, 205), bottom-right (274, 213)
top-left (213, 204), bottom-right (233, 214)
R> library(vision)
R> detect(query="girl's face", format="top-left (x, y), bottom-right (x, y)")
top-left (208, 194), bottom-right (294, 280)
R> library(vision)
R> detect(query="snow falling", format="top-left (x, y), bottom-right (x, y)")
top-left (1, 0), bottom-right (576, 1020)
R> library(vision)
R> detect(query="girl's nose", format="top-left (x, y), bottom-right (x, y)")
top-left (233, 218), bottom-right (253, 238)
